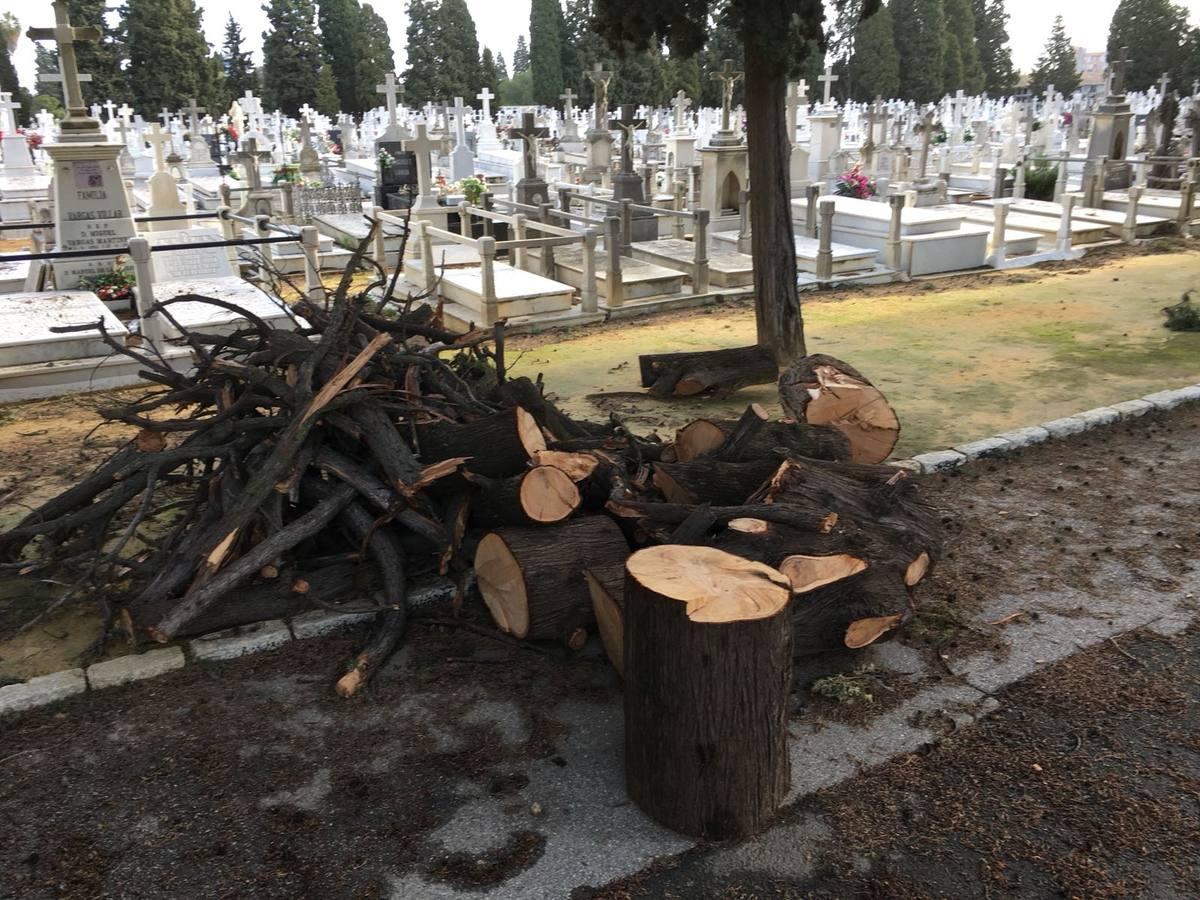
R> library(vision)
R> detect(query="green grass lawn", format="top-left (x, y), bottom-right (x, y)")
top-left (508, 248), bottom-right (1200, 456)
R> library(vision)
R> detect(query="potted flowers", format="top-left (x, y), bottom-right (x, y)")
top-left (81, 259), bottom-right (136, 305)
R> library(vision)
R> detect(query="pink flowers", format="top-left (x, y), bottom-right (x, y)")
top-left (835, 164), bottom-right (876, 200)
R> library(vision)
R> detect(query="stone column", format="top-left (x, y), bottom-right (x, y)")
top-left (1055, 193), bottom-right (1076, 254)
top-left (1122, 186), bottom-right (1142, 243)
top-left (988, 200), bottom-right (1009, 267)
top-left (478, 236), bottom-right (498, 326)
top-left (693, 208), bottom-right (710, 294)
top-left (805, 183), bottom-right (820, 238)
top-left (885, 194), bottom-right (905, 272)
top-left (580, 228), bottom-right (598, 313)
top-left (816, 198), bottom-right (835, 282)
top-left (605, 216), bottom-right (624, 307)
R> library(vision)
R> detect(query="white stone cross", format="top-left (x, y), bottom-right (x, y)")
top-left (672, 90), bottom-right (691, 129)
top-left (102, 98), bottom-right (116, 120)
top-left (146, 123), bottom-right (172, 172)
top-left (299, 102), bottom-right (316, 121)
top-left (785, 82), bottom-right (804, 136)
top-left (377, 72), bottom-right (401, 125)
top-left (1158, 72), bottom-right (1171, 97)
top-left (159, 107), bottom-right (172, 128)
top-left (0, 92), bottom-right (20, 133)
top-left (452, 96), bottom-right (469, 144)
top-left (797, 79), bottom-right (809, 102)
top-left (559, 87), bottom-right (577, 118)
top-left (819, 66), bottom-right (838, 106)
top-left (1043, 84), bottom-right (1056, 109)
top-left (117, 102), bottom-right (133, 122)
top-left (183, 97), bottom-right (205, 132)
top-left (477, 86), bottom-right (496, 120)
top-left (403, 120), bottom-right (452, 203)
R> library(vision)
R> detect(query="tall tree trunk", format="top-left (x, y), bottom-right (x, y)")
top-left (744, 44), bottom-right (805, 366)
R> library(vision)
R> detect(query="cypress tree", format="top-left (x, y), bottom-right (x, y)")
top-left (315, 61), bottom-right (339, 114)
top-left (223, 14), bottom-right (258, 101)
top-left (0, 14), bottom-right (34, 125)
top-left (33, 44), bottom-right (66, 116)
top-left (849, 3), bottom-right (899, 100)
top-left (495, 51), bottom-right (509, 80)
top-left (481, 47), bottom-right (502, 97)
top-left (354, 5), bottom-right (395, 114)
top-left (318, 0), bottom-right (359, 113)
top-left (561, 0), bottom-right (605, 102)
top-left (942, 0), bottom-right (983, 94)
top-left (892, 0), bottom-right (945, 101)
top-left (530, 0), bottom-right (565, 105)
top-left (438, 0), bottom-right (482, 98)
top-left (971, 0), bottom-right (1014, 94)
top-left (404, 0), bottom-right (441, 103)
top-left (1029, 15), bottom-right (1080, 96)
top-left (64, 0), bottom-right (127, 103)
top-left (1106, 0), bottom-right (1190, 93)
top-left (262, 0), bottom-right (327, 115)
top-left (127, 0), bottom-right (215, 116)
top-left (513, 35), bottom-right (531, 74)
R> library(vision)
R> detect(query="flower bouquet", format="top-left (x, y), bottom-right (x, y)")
top-left (834, 163), bottom-right (876, 200)
top-left (81, 262), bottom-right (136, 304)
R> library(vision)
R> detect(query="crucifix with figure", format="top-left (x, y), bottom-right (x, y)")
top-left (28, 1), bottom-right (101, 140)
top-left (1111, 47), bottom-right (1132, 96)
top-left (511, 111), bottom-right (549, 183)
top-left (609, 105), bottom-right (646, 175)
top-left (711, 59), bottom-right (743, 134)
top-left (585, 62), bottom-right (613, 131)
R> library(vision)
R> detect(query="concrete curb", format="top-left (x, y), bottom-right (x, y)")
top-left (899, 383), bottom-right (1200, 475)
top-left (0, 575), bottom-right (461, 719)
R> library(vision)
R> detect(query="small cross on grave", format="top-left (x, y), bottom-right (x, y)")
top-left (451, 96), bottom-right (471, 145)
top-left (117, 102), bottom-right (133, 123)
top-left (145, 122), bottom-right (172, 174)
top-left (672, 90), bottom-right (692, 131)
top-left (28, 0), bottom-right (101, 139)
top-left (102, 99), bottom-right (116, 121)
top-left (299, 103), bottom-right (317, 122)
top-left (711, 59), bottom-right (744, 134)
top-left (236, 137), bottom-right (264, 190)
top-left (560, 87), bottom-right (577, 119)
top-left (183, 97), bottom-right (205, 134)
top-left (1111, 47), bottom-right (1132, 96)
top-left (785, 82), bottom-right (804, 138)
top-left (1158, 72), bottom-right (1171, 97)
top-left (159, 107), bottom-right (172, 129)
top-left (585, 62), bottom-right (613, 130)
top-left (377, 73), bottom-right (402, 124)
top-left (0, 92), bottom-right (20, 133)
top-left (477, 86), bottom-right (496, 121)
top-left (818, 65), bottom-right (839, 107)
top-left (1043, 84), bottom-right (1056, 110)
top-left (609, 104), bottom-right (646, 175)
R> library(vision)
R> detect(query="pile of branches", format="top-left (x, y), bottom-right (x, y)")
top-left (1, 239), bottom-right (943, 694)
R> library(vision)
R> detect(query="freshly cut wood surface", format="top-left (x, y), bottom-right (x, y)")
top-left (529, 449), bottom-right (600, 481)
top-left (673, 420), bottom-right (727, 462)
top-left (586, 563), bottom-right (627, 675)
top-left (778, 354), bottom-right (900, 464)
top-left (905, 551), bottom-right (931, 586)
top-left (779, 553), bottom-right (869, 593)
top-left (625, 545), bottom-right (790, 624)
top-left (845, 613), bottom-right (903, 648)
top-left (519, 466), bottom-right (580, 523)
top-left (475, 532), bottom-right (530, 637)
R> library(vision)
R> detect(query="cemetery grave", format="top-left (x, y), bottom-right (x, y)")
top-left (1, 0), bottom-right (1200, 892)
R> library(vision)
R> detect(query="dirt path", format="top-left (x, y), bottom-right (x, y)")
top-left (1, 405), bottom-right (1197, 900)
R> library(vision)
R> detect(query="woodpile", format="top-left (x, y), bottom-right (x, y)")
top-left (0, 248), bottom-right (939, 838)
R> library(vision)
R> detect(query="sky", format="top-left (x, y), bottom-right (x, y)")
top-left (6, 0), bottom-right (1200, 94)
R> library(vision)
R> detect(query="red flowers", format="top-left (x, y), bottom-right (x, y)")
top-left (835, 163), bottom-right (876, 200)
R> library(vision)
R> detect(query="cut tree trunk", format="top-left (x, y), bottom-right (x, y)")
top-left (745, 41), bottom-right (805, 366)
top-left (467, 465), bottom-right (581, 527)
top-left (416, 406), bottom-right (545, 477)
top-left (638, 346), bottom-right (778, 398)
top-left (652, 457), bottom-right (780, 506)
top-left (778, 355), bottom-right (900, 464)
top-left (474, 516), bottom-right (629, 644)
top-left (672, 406), bottom-right (851, 464)
top-left (585, 562), bottom-right (627, 675)
top-left (623, 545), bottom-right (793, 839)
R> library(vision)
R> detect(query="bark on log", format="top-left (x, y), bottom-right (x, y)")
top-left (585, 562), bottom-right (627, 675)
top-left (623, 546), bottom-right (793, 839)
top-left (672, 414), bottom-right (850, 464)
top-left (639, 346), bottom-right (778, 398)
top-left (652, 457), bottom-right (780, 506)
top-left (778, 354), bottom-right (900, 464)
top-left (416, 406), bottom-right (545, 477)
top-left (474, 516), bottom-right (629, 642)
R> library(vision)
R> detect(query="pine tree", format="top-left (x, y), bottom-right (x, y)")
top-left (513, 35), bottom-right (531, 74)
top-left (530, 0), bottom-right (565, 104)
top-left (127, 0), bottom-right (216, 116)
top-left (1106, 0), bottom-right (1190, 93)
top-left (318, 0), bottom-right (359, 113)
top-left (849, 3), bottom-right (899, 100)
top-left (943, 0), bottom-right (983, 94)
top-left (560, 0), bottom-right (606, 102)
top-left (33, 44), bottom-right (66, 115)
top-left (223, 14), bottom-right (258, 102)
top-left (315, 61), bottom-right (339, 114)
top-left (496, 51), bottom-right (509, 80)
top-left (893, 0), bottom-right (945, 101)
top-left (481, 47), bottom-right (501, 96)
top-left (404, 0), bottom-right (441, 103)
top-left (971, 0), bottom-right (1015, 94)
top-left (1029, 15), bottom-right (1079, 96)
top-left (354, 5), bottom-right (395, 114)
top-left (261, 0), bottom-right (327, 115)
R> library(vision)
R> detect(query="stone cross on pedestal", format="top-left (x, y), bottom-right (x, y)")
top-left (609, 104), bottom-right (646, 175)
top-left (236, 137), bottom-right (264, 189)
top-left (183, 98), bottom-right (205, 135)
top-left (27, 0), bottom-right (102, 141)
top-left (299, 103), bottom-right (316, 121)
top-left (1158, 72), bottom-right (1171, 98)
top-left (818, 65), bottom-right (838, 107)
top-left (585, 62), bottom-right (613, 131)
top-left (403, 120), bottom-right (452, 210)
top-left (711, 59), bottom-right (744, 133)
top-left (512, 111), bottom-right (550, 181)
top-left (451, 96), bottom-right (470, 145)
top-left (146, 123), bottom-right (172, 174)
top-left (785, 82), bottom-right (805, 139)
top-left (1111, 47), bottom-right (1132, 96)
top-left (559, 87), bottom-right (577, 120)
top-left (672, 90), bottom-right (692, 131)
top-left (158, 108), bottom-right (172, 129)
top-left (477, 86), bottom-right (496, 120)
top-left (0, 92), bottom-right (20, 133)
top-left (377, 73), bottom-right (402, 125)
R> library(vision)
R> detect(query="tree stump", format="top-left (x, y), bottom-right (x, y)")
top-left (623, 545), bottom-right (793, 839)
top-left (778, 354), bottom-right (900, 464)
top-left (474, 516), bottom-right (629, 644)
top-left (639, 346), bottom-right (778, 398)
